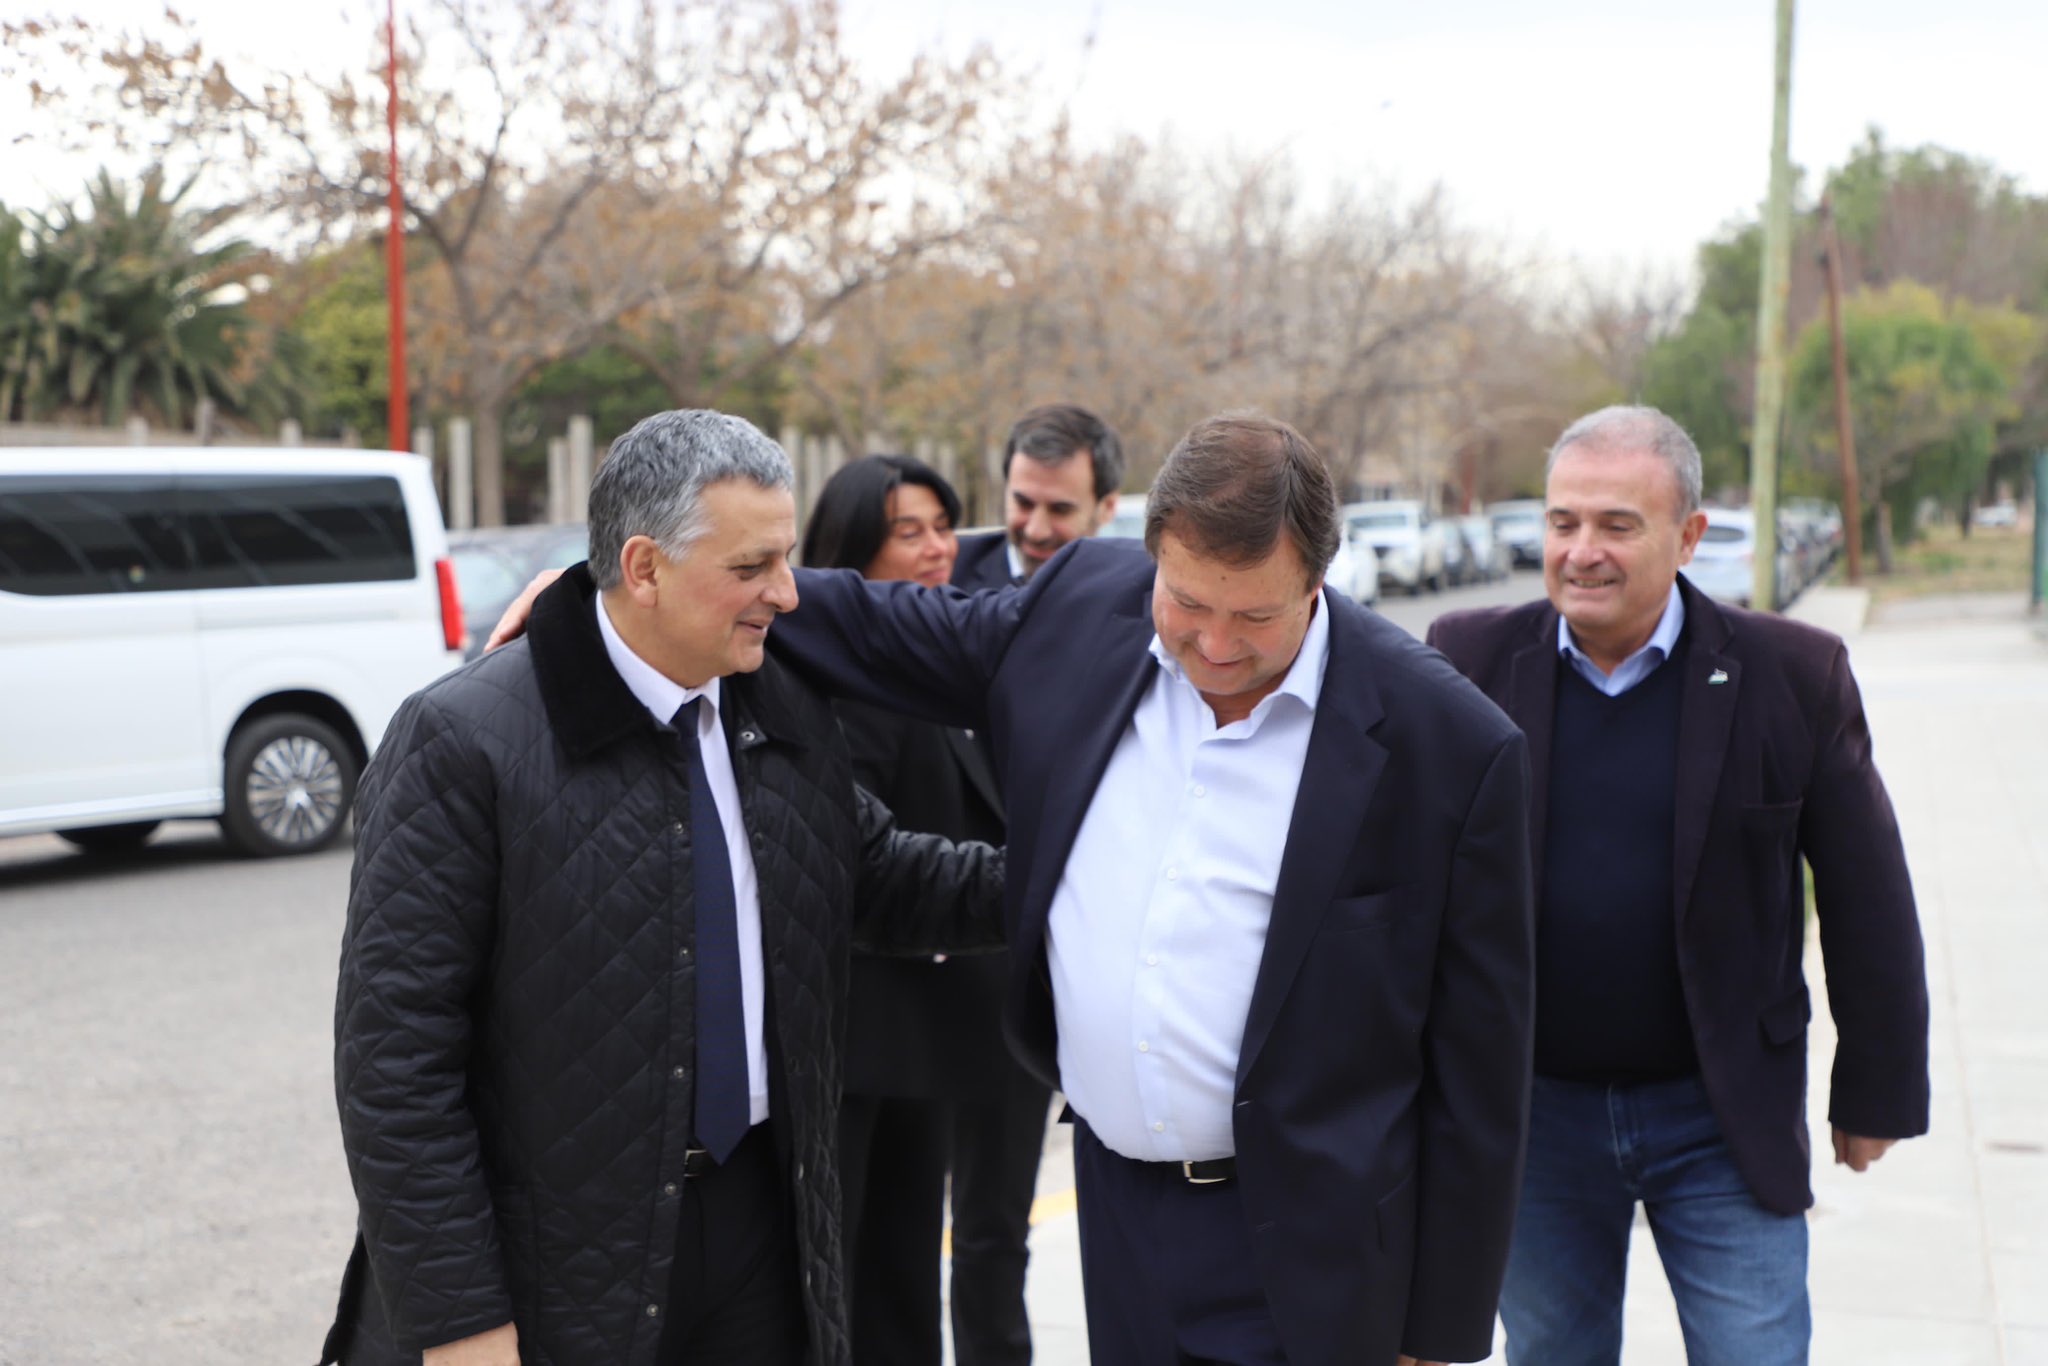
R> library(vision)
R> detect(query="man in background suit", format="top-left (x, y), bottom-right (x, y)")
top-left (947, 401), bottom-right (1124, 1364)
top-left (1427, 405), bottom-right (1929, 1364)
top-left (953, 403), bottom-right (1125, 590)
top-left (774, 413), bottom-right (1536, 1366)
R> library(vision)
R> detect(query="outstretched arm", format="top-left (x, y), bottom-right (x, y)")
top-left (851, 783), bottom-right (1006, 958)
top-left (770, 567), bottom-right (1029, 732)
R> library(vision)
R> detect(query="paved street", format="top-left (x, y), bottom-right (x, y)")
top-left (4, 574), bottom-right (2045, 1364)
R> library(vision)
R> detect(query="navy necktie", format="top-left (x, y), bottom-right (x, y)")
top-left (673, 698), bottom-right (750, 1163)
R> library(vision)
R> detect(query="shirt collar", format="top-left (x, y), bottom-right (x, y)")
top-left (597, 590), bottom-right (720, 731)
top-left (1557, 581), bottom-right (1686, 674)
top-left (1005, 539), bottom-right (1029, 584)
top-left (1147, 586), bottom-right (1333, 723)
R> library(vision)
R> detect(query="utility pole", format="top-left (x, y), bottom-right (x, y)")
top-left (1817, 192), bottom-right (1864, 584)
top-left (1749, 0), bottom-right (1796, 611)
top-left (384, 0), bottom-right (410, 453)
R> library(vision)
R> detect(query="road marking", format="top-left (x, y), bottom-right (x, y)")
top-left (942, 1187), bottom-right (1078, 1256)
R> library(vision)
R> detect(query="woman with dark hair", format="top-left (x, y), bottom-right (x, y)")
top-left (803, 456), bottom-right (1013, 1366)
top-left (800, 454), bottom-right (962, 590)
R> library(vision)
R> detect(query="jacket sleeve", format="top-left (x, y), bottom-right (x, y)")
top-left (1403, 732), bottom-right (1537, 1363)
top-left (850, 783), bottom-right (1006, 958)
top-left (333, 689), bottom-right (514, 1353)
top-left (772, 566), bottom-right (1033, 731)
top-left (1803, 642), bottom-right (1930, 1138)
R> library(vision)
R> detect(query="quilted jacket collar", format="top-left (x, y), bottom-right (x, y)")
top-left (530, 562), bottom-right (810, 760)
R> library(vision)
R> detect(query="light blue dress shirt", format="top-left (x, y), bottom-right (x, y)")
top-left (1046, 593), bottom-right (1332, 1161)
top-left (1557, 583), bottom-right (1686, 697)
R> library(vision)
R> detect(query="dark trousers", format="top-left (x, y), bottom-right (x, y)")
top-left (840, 1093), bottom-right (952, 1366)
top-left (1071, 1119), bottom-right (1285, 1366)
top-left (658, 1124), bottom-right (807, 1366)
top-left (948, 1065), bottom-right (1053, 1366)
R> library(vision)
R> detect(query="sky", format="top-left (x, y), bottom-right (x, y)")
top-left (7, 0), bottom-right (2046, 279)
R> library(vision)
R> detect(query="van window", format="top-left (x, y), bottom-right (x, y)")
top-left (0, 477), bottom-right (191, 596)
top-left (0, 472), bottom-right (417, 596)
top-left (181, 475), bottom-right (415, 589)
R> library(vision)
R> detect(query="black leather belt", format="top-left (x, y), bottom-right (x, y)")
top-left (1177, 1156), bottom-right (1236, 1185)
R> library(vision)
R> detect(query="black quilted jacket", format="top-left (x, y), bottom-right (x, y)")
top-left (321, 565), bottom-right (1003, 1366)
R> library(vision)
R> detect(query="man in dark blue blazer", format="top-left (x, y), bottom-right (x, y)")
top-left (774, 414), bottom-right (1536, 1366)
top-left (953, 402), bottom-right (1126, 590)
top-left (1428, 406), bottom-right (1928, 1364)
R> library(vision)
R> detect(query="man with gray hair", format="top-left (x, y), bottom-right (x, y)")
top-left (1428, 404), bottom-right (1929, 1363)
top-left (322, 409), bottom-right (1002, 1366)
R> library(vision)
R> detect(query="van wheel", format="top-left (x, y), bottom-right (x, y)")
top-left (58, 821), bottom-right (161, 854)
top-left (220, 714), bottom-right (357, 857)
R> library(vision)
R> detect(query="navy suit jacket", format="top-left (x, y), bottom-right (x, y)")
top-left (1427, 576), bottom-right (1930, 1215)
top-left (774, 538), bottom-right (1535, 1366)
top-left (950, 530), bottom-right (1015, 592)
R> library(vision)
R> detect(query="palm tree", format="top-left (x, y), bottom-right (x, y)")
top-left (6, 168), bottom-right (264, 427)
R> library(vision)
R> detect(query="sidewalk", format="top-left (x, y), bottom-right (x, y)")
top-left (978, 589), bottom-right (2048, 1364)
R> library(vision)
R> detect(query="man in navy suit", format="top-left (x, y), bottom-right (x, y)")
top-left (1427, 406), bottom-right (1928, 1364)
top-left (953, 403), bottom-right (1126, 590)
top-left (775, 414), bottom-right (1536, 1366)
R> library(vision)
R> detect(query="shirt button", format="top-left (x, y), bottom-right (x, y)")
top-left (672, 1066), bottom-right (687, 1080)
top-left (1153, 1121), bottom-right (1165, 1132)
top-left (1164, 867), bottom-right (1179, 882)
top-left (678, 946), bottom-right (691, 960)
top-left (1192, 784), bottom-right (1206, 797)
top-left (1137, 1041), bottom-right (1150, 1053)
top-left (1146, 954), bottom-right (1159, 967)
top-left (672, 820), bottom-right (685, 835)
top-left (646, 1304), bottom-right (661, 1318)
top-left (663, 1182), bottom-right (678, 1196)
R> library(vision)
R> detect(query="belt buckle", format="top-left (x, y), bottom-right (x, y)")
top-left (1181, 1160), bottom-right (1228, 1186)
top-left (682, 1145), bottom-right (712, 1179)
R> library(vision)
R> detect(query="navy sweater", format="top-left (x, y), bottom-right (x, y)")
top-left (1536, 642), bottom-right (1698, 1082)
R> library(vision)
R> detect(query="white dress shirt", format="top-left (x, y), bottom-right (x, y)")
top-left (1557, 583), bottom-right (1686, 697)
top-left (598, 595), bottom-right (771, 1127)
top-left (1005, 540), bottom-right (1029, 584)
top-left (1047, 593), bottom-right (1332, 1161)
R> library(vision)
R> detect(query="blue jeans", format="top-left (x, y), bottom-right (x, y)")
top-left (1500, 1074), bottom-right (1809, 1366)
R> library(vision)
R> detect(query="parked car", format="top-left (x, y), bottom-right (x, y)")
top-left (1973, 503), bottom-right (2020, 530)
top-left (1454, 514), bottom-right (1509, 582)
top-left (1440, 517), bottom-right (1476, 586)
top-left (1342, 538), bottom-right (1381, 606)
top-left (1487, 498), bottom-right (1545, 568)
top-left (1346, 499), bottom-right (1447, 596)
top-left (1683, 508), bottom-right (1761, 607)
top-left (448, 522), bottom-right (591, 660)
top-left (0, 447), bottom-right (463, 856)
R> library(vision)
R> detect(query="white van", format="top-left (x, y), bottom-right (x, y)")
top-left (0, 448), bottom-right (463, 856)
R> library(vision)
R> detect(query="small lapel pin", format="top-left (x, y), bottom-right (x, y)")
top-left (1708, 669), bottom-right (1729, 685)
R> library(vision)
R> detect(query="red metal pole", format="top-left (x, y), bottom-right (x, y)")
top-left (385, 0), bottom-right (410, 452)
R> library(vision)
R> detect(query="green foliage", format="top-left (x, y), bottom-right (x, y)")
top-left (1788, 281), bottom-right (2037, 538)
top-left (1696, 222), bottom-right (1764, 322)
top-left (1639, 223), bottom-right (1765, 495)
top-left (0, 168), bottom-right (271, 427)
top-left (1641, 302), bottom-right (1751, 495)
top-left (283, 243), bottom-right (390, 439)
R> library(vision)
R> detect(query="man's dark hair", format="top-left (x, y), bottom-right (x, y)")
top-left (801, 453), bottom-right (962, 573)
top-left (1143, 413), bottom-right (1339, 590)
top-left (1003, 403), bottom-right (1124, 500)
